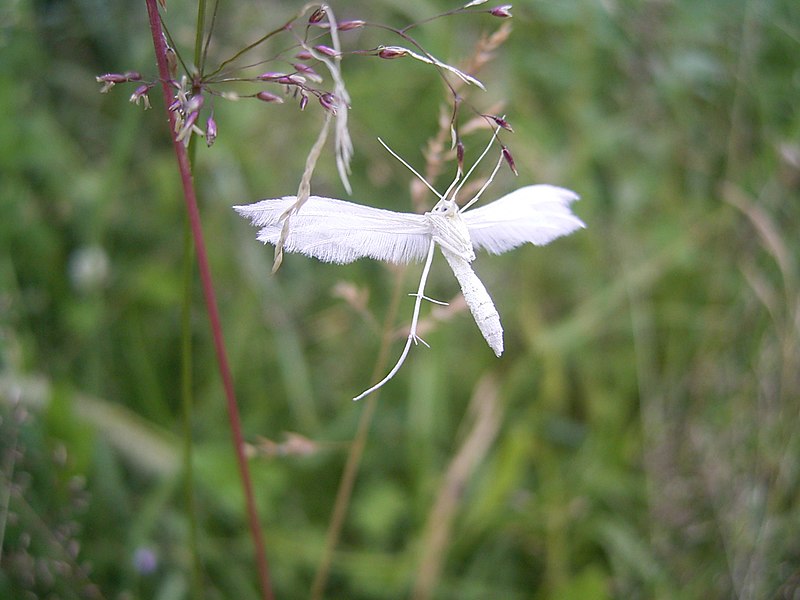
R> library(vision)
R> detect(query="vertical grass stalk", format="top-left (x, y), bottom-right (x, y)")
top-left (144, 1), bottom-right (273, 598)
top-left (311, 267), bottom-right (407, 599)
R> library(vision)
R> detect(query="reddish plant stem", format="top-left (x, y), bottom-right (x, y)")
top-left (143, 2), bottom-right (274, 599)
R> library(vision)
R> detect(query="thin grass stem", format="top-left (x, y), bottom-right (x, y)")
top-left (310, 266), bottom-right (408, 599)
top-left (180, 211), bottom-right (203, 598)
top-left (144, 2), bottom-right (273, 598)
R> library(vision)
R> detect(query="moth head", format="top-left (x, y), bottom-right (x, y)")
top-left (431, 198), bottom-right (459, 217)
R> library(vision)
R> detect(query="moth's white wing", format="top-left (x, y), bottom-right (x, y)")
top-left (463, 185), bottom-right (585, 255)
top-left (234, 196), bottom-right (431, 265)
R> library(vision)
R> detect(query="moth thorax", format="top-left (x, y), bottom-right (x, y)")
top-left (427, 209), bottom-right (475, 261)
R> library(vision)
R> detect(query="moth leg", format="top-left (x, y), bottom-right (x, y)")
top-left (353, 240), bottom-right (437, 401)
top-left (412, 335), bottom-right (430, 348)
top-left (408, 292), bottom-right (449, 306)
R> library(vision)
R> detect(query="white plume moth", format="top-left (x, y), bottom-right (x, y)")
top-left (235, 138), bottom-right (585, 400)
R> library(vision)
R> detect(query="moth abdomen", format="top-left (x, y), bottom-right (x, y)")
top-left (441, 249), bottom-right (504, 356)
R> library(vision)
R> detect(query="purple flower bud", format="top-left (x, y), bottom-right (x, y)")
top-left (489, 4), bottom-right (513, 18)
top-left (258, 72), bottom-right (287, 81)
top-left (299, 93), bottom-right (309, 111)
top-left (318, 93), bottom-right (337, 113)
top-left (337, 20), bottom-right (366, 31)
top-left (295, 50), bottom-right (313, 60)
top-left (501, 145), bottom-right (518, 175)
top-left (308, 7), bottom-right (326, 23)
top-left (313, 44), bottom-right (339, 57)
top-left (205, 115), bottom-right (217, 147)
top-left (378, 46), bottom-right (408, 59)
top-left (256, 91), bottom-right (284, 103)
top-left (168, 98), bottom-right (181, 112)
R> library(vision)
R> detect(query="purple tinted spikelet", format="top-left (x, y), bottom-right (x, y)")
top-left (205, 115), bottom-right (217, 147)
top-left (96, 71), bottom-right (142, 92)
top-left (318, 93), bottom-right (337, 113)
top-left (276, 74), bottom-right (305, 85)
top-left (308, 7), bottom-right (326, 24)
top-left (501, 145), bottom-right (518, 175)
top-left (337, 20), bottom-right (365, 31)
top-left (96, 71), bottom-right (142, 83)
top-left (165, 47), bottom-right (178, 78)
top-left (257, 91), bottom-right (284, 103)
top-left (129, 84), bottom-right (152, 109)
top-left (185, 94), bottom-right (204, 114)
top-left (293, 63), bottom-right (323, 83)
top-left (378, 46), bottom-right (408, 59)
top-left (258, 72), bottom-right (288, 81)
top-left (488, 114), bottom-right (514, 132)
top-left (176, 110), bottom-right (199, 143)
top-left (489, 4), bottom-right (513, 18)
top-left (313, 44), bottom-right (339, 57)
top-left (183, 110), bottom-right (199, 129)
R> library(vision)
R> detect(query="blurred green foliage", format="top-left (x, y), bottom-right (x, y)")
top-left (2, 0), bottom-right (799, 598)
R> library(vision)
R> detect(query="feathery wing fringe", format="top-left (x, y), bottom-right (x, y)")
top-left (234, 196), bottom-right (431, 265)
top-left (463, 185), bottom-right (585, 254)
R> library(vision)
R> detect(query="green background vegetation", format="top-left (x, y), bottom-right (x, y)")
top-left (2, 0), bottom-right (799, 598)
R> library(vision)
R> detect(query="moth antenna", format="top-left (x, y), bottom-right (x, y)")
top-left (441, 161), bottom-right (464, 202)
top-left (461, 150), bottom-right (505, 212)
top-left (353, 240), bottom-right (437, 401)
top-left (378, 138), bottom-right (442, 200)
top-left (453, 126), bottom-right (502, 206)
